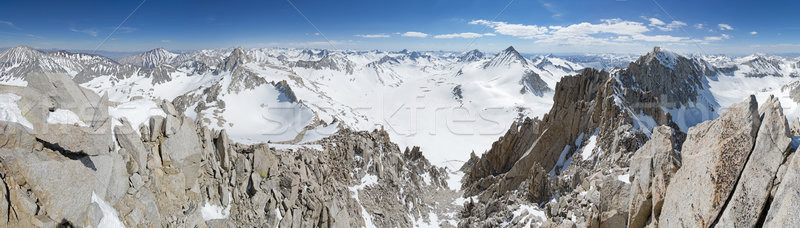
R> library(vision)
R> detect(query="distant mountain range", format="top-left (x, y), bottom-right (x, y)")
top-left (2, 45), bottom-right (800, 165)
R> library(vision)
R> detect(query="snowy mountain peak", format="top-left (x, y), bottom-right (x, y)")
top-left (220, 47), bottom-right (250, 71)
top-left (534, 55), bottom-right (583, 72)
top-left (0, 45), bottom-right (44, 64)
top-left (298, 49), bottom-right (330, 60)
top-left (483, 46), bottom-right (527, 68)
top-left (406, 51), bottom-right (430, 61)
top-left (503, 46), bottom-right (519, 53)
top-left (458, 49), bottom-right (485, 62)
top-left (639, 46), bottom-right (685, 69)
top-left (118, 47), bottom-right (178, 68)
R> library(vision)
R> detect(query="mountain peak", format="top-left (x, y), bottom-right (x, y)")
top-left (483, 46), bottom-right (527, 68)
top-left (639, 46), bottom-right (683, 69)
top-left (220, 46), bottom-right (250, 71)
top-left (503, 46), bottom-right (518, 53)
top-left (118, 47), bottom-right (178, 68)
top-left (0, 45), bottom-right (44, 63)
top-left (458, 49), bottom-right (484, 62)
top-left (5, 45), bottom-right (42, 55)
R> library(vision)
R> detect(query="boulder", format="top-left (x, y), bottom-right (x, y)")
top-left (35, 122), bottom-right (112, 156)
top-left (253, 144), bottom-right (277, 177)
top-left (0, 122), bottom-right (36, 150)
top-left (25, 72), bottom-right (108, 128)
top-left (160, 116), bottom-right (202, 166)
top-left (115, 118), bottom-right (149, 172)
top-left (717, 96), bottom-right (792, 227)
top-left (90, 153), bottom-right (130, 206)
top-left (0, 148), bottom-right (97, 226)
top-left (215, 129), bottom-right (233, 171)
top-left (627, 126), bottom-right (681, 228)
top-left (659, 96), bottom-right (760, 227)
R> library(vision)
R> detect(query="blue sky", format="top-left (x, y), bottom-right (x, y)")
top-left (1, 0), bottom-right (798, 54)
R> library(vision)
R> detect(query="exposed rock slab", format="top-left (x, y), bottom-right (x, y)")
top-left (716, 96), bottom-right (792, 227)
top-left (627, 126), bottom-right (681, 228)
top-left (659, 96), bottom-right (760, 227)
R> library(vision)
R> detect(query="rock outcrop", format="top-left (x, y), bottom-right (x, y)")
top-left (627, 126), bottom-right (682, 228)
top-left (716, 96), bottom-right (792, 227)
top-left (0, 72), bottom-right (459, 227)
top-left (763, 147), bottom-right (800, 226)
top-left (458, 48), bottom-right (799, 227)
top-left (659, 96), bottom-right (760, 227)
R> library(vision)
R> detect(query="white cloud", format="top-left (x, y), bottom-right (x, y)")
top-left (70, 28), bottom-right (99, 37)
top-left (718, 24), bottom-right (734, 31)
top-left (646, 17), bottom-right (686, 31)
top-left (434, 32), bottom-right (486, 39)
top-left (401, 31), bottom-right (429, 38)
top-left (539, 1), bottom-right (563, 19)
top-left (704, 34), bottom-right (731, 41)
top-left (469, 20), bottom-right (548, 39)
top-left (750, 31), bottom-right (758, 35)
top-left (694, 24), bottom-right (705, 29)
top-left (161, 40), bottom-right (171, 43)
top-left (0, 20), bottom-right (15, 28)
top-left (648, 18), bottom-right (666, 26)
top-left (473, 18), bottom-right (697, 46)
top-left (355, 34), bottom-right (391, 38)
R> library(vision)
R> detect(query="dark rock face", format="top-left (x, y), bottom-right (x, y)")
top-left (520, 70), bottom-right (550, 96)
top-left (462, 117), bottom-right (541, 196)
top-left (290, 55), bottom-right (355, 74)
top-left (617, 47), bottom-right (715, 109)
top-left (458, 49), bottom-right (485, 62)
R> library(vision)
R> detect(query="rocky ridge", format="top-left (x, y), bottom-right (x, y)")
top-left (0, 71), bottom-right (459, 227)
top-left (459, 47), bottom-right (800, 228)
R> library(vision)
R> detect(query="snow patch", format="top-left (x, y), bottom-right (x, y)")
top-left (91, 192), bottom-right (125, 228)
top-left (504, 204), bottom-right (547, 227)
top-left (0, 93), bottom-right (34, 130)
top-left (47, 109), bottom-right (88, 126)
top-left (108, 99), bottom-right (167, 135)
top-left (414, 211), bottom-right (441, 228)
top-left (268, 143), bottom-right (323, 151)
top-left (349, 173), bottom-right (380, 228)
top-left (617, 174), bottom-right (630, 184)
top-left (201, 195), bottom-right (232, 221)
top-left (297, 121), bottom-right (339, 144)
top-left (581, 133), bottom-right (599, 160)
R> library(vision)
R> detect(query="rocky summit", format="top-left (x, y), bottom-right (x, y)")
top-left (2, 45), bottom-right (800, 228)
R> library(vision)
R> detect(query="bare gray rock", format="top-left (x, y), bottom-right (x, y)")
top-left (35, 122), bottom-right (113, 156)
top-left (716, 96), bottom-right (792, 227)
top-left (763, 147), bottom-right (800, 227)
top-left (627, 126), bottom-right (681, 228)
top-left (659, 96), bottom-right (760, 227)
top-left (114, 117), bottom-right (148, 172)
